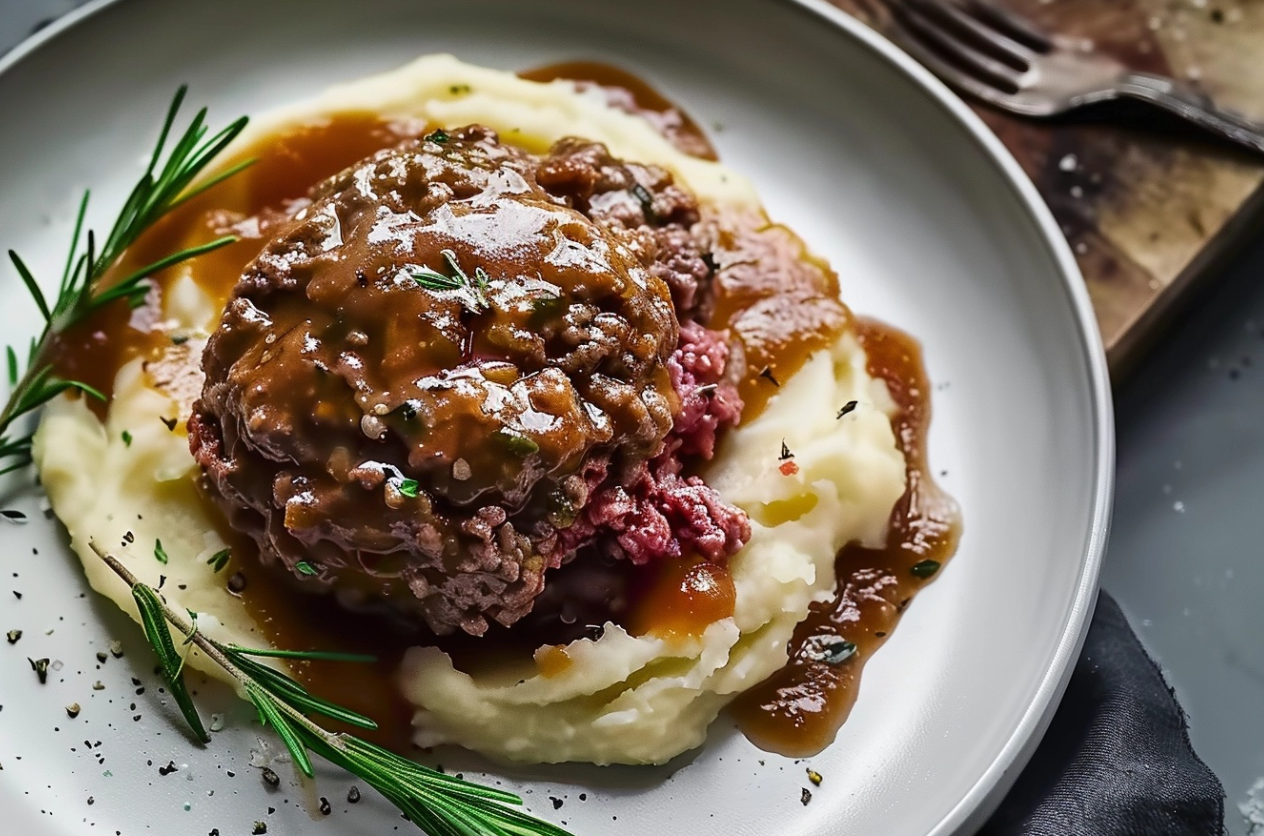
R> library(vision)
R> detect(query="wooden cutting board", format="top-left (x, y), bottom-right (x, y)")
top-left (831, 0), bottom-right (1264, 378)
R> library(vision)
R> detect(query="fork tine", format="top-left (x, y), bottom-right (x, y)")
top-left (905, 0), bottom-right (1033, 68)
top-left (961, 0), bottom-right (1053, 53)
top-left (891, 2), bottom-right (1024, 94)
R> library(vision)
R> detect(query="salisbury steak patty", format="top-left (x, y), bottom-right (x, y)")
top-left (190, 125), bottom-right (748, 635)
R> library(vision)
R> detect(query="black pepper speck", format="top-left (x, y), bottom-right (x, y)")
top-left (347, 785), bottom-right (361, 803)
top-left (801, 788), bottom-right (812, 805)
top-left (261, 767), bottom-right (279, 788)
top-left (319, 797), bottom-right (331, 816)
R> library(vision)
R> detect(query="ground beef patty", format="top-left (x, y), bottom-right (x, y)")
top-left (189, 125), bottom-right (748, 636)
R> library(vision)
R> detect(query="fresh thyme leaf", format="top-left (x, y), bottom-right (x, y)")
top-left (295, 560), bottom-right (318, 577)
top-left (396, 477), bottom-right (420, 498)
top-left (426, 128), bottom-right (450, 144)
top-left (121, 429), bottom-right (133, 447)
top-left (131, 584), bottom-right (208, 742)
top-left (206, 548), bottom-right (231, 573)
top-left (495, 430), bottom-right (540, 457)
top-left (910, 559), bottom-right (941, 578)
top-left (411, 249), bottom-right (489, 313)
top-left (90, 542), bottom-right (574, 836)
top-left (0, 87), bottom-right (249, 475)
top-left (154, 539), bottom-right (169, 565)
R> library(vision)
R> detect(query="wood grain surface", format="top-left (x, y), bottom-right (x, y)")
top-left (832, 0), bottom-right (1264, 377)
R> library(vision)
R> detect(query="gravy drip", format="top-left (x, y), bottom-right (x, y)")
top-left (730, 319), bottom-right (962, 757)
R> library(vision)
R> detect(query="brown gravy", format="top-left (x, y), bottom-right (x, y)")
top-left (49, 62), bottom-right (959, 758)
top-left (730, 319), bottom-right (961, 757)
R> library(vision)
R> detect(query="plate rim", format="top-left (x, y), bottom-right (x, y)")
top-left (0, 1), bottom-right (1115, 834)
top-left (781, 1), bottom-right (1114, 832)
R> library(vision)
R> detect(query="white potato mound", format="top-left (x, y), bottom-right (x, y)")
top-left (33, 55), bottom-right (907, 765)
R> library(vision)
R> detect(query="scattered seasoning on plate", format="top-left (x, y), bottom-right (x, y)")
top-left (65, 703), bottom-right (81, 719)
top-left (158, 761), bottom-right (178, 776)
top-left (836, 400), bottom-right (858, 419)
top-left (759, 366), bottom-right (780, 387)
top-left (109, 640), bottom-right (124, 658)
top-left (779, 460), bottom-right (799, 476)
top-left (778, 440), bottom-right (794, 461)
top-left (121, 430), bottom-right (133, 447)
top-left (347, 785), bottom-right (361, 804)
top-left (801, 788), bottom-right (813, 806)
top-left (807, 769), bottom-right (823, 786)
top-left (261, 767), bottom-right (280, 788)
top-left (551, 797), bottom-right (564, 810)
top-left (92, 681), bottom-right (104, 691)
top-left (251, 823), bottom-right (267, 835)
top-left (910, 559), bottom-right (941, 578)
top-left (29, 657), bottom-right (49, 683)
top-left (227, 572), bottom-right (248, 594)
top-left (294, 561), bottom-right (318, 577)
top-left (160, 416), bottom-right (178, 431)
top-left (12, 591), bottom-right (21, 600)
top-left (318, 797), bottom-right (331, 816)
top-left (95, 651), bottom-right (108, 663)
top-left (154, 540), bottom-right (169, 565)
top-left (6, 630), bottom-right (20, 644)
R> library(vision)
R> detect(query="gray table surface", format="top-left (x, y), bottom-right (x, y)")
top-left (3, 0), bottom-right (1263, 832)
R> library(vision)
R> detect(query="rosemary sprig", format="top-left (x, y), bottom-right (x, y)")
top-left (90, 542), bottom-right (574, 836)
top-left (413, 249), bottom-right (490, 313)
top-left (0, 87), bottom-right (250, 475)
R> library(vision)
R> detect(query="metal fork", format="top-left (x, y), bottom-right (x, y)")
top-left (881, 0), bottom-right (1264, 155)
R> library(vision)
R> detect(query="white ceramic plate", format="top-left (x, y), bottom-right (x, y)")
top-left (0, 0), bottom-right (1112, 834)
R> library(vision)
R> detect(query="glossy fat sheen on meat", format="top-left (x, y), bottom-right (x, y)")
top-left (33, 55), bottom-right (905, 764)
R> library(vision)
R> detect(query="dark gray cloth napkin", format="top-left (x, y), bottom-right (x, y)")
top-left (980, 592), bottom-right (1225, 836)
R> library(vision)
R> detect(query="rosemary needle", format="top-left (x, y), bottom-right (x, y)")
top-left (90, 542), bottom-right (575, 836)
top-left (0, 86), bottom-right (250, 475)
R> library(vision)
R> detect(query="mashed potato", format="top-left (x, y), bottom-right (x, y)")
top-left (33, 55), bottom-right (906, 765)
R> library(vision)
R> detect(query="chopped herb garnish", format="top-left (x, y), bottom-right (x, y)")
top-left (396, 478), bottom-right (420, 498)
top-left (295, 561), bottom-right (318, 577)
top-left (393, 400), bottom-right (420, 422)
top-left (803, 636), bottom-right (857, 666)
top-left (530, 293), bottom-right (565, 322)
top-left (160, 416), bottom-right (178, 431)
top-left (425, 128), bottom-right (450, 144)
top-left (911, 559), bottom-right (941, 578)
top-left (836, 400), bottom-right (858, 419)
top-left (807, 768), bottom-right (823, 786)
top-left (206, 548), bottom-right (231, 573)
top-left (261, 766), bottom-right (280, 787)
top-left (495, 430), bottom-right (540, 457)
top-left (759, 366), bottom-right (780, 387)
top-left (630, 182), bottom-right (658, 223)
top-left (6, 629), bottom-right (20, 644)
top-left (412, 249), bottom-right (490, 313)
top-left (801, 788), bottom-right (812, 806)
top-left (121, 429), bottom-right (133, 447)
top-left (778, 440), bottom-right (794, 461)
top-left (66, 703), bottom-right (81, 719)
top-left (154, 539), bottom-right (169, 565)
